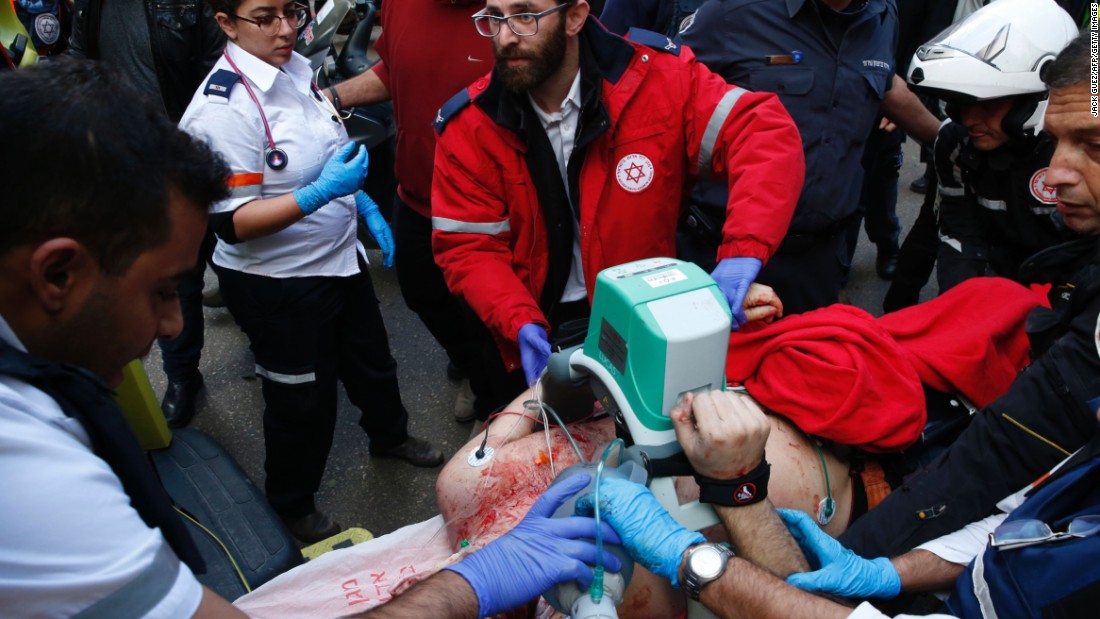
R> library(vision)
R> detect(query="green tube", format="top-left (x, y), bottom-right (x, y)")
top-left (591, 438), bottom-right (625, 604)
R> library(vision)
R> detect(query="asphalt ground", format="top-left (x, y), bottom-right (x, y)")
top-left (142, 138), bottom-right (938, 542)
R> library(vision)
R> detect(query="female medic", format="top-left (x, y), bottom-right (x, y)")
top-left (179, 0), bottom-right (443, 544)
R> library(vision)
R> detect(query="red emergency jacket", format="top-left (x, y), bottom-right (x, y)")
top-left (432, 19), bottom-right (803, 368)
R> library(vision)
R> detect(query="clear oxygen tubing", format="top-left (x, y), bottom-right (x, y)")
top-left (591, 437), bottom-right (626, 605)
top-left (531, 375), bottom-right (587, 475)
top-left (535, 370), bottom-right (620, 606)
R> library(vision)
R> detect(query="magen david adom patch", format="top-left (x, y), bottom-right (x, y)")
top-left (1030, 167), bottom-right (1057, 204)
top-left (616, 153), bottom-right (655, 193)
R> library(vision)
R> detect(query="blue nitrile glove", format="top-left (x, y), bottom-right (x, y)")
top-left (355, 191), bottom-right (394, 268)
top-left (445, 473), bottom-right (623, 618)
top-left (293, 142), bottom-right (369, 215)
top-left (575, 477), bottom-right (705, 588)
top-left (518, 323), bottom-right (551, 386)
top-left (777, 508), bottom-right (901, 599)
top-left (710, 257), bottom-right (762, 329)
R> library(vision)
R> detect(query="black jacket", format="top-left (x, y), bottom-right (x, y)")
top-left (934, 122), bottom-right (1072, 291)
top-left (841, 237), bottom-right (1100, 558)
top-left (67, 0), bottom-right (224, 121)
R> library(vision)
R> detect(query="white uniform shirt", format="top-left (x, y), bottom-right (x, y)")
top-left (0, 314), bottom-right (202, 618)
top-left (848, 602), bottom-right (957, 619)
top-left (179, 42), bottom-right (364, 278)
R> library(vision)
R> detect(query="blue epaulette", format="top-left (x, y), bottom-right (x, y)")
top-left (203, 69), bottom-right (241, 101)
top-left (433, 88), bottom-right (472, 135)
top-left (626, 27), bottom-right (682, 56)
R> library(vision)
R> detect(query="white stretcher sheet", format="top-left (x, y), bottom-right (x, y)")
top-left (233, 515), bottom-right (457, 618)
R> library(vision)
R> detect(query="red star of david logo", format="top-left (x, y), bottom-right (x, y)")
top-left (625, 162), bottom-right (647, 183)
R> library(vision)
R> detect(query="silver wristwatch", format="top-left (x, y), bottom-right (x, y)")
top-left (683, 543), bottom-right (734, 601)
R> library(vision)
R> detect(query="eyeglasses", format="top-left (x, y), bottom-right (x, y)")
top-left (988, 515), bottom-right (1100, 550)
top-left (234, 4), bottom-right (309, 36)
top-left (471, 3), bottom-right (568, 38)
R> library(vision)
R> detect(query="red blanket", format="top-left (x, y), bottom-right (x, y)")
top-left (727, 278), bottom-right (1046, 452)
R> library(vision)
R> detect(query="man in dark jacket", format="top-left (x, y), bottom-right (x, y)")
top-left (68, 0), bottom-right (224, 427)
top-left (840, 17), bottom-right (1100, 559)
top-left (675, 0), bottom-right (939, 315)
top-left (908, 2), bottom-right (1080, 292)
top-left (68, 0), bottom-right (223, 122)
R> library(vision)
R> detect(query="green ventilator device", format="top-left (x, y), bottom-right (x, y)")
top-left (545, 257), bottom-right (729, 532)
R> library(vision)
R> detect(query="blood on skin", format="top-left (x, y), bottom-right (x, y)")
top-left (439, 422), bottom-right (613, 551)
top-left (433, 405), bottom-right (855, 617)
top-left (616, 578), bottom-right (653, 615)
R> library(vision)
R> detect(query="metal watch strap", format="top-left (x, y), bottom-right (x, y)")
top-left (683, 543), bottom-right (734, 601)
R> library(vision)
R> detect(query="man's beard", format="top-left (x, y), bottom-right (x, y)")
top-left (493, 18), bottom-right (568, 93)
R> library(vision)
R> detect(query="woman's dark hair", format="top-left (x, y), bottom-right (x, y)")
top-left (206, 0), bottom-right (243, 17)
top-left (0, 58), bottom-right (229, 275)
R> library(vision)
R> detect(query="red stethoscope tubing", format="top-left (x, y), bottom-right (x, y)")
top-left (224, 48), bottom-right (299, 170)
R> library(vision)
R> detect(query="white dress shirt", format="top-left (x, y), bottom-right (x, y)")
top-left (530, 71), bottom-right (587, 303)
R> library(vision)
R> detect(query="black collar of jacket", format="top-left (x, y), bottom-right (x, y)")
top-left (474, 16), bottom-right (633, 135)
top-left (1018, 234), bottom-right (1100, 358)
top-left (516, 29), bottom-right (613, 314)
top-left (958, 134), bottom-right (1042, 173)
top-left (1019, 234), bottom-right (1100, 287)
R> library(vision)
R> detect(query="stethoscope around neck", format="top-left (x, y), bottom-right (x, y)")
top-left (221, 48), bottom-right (342, 171)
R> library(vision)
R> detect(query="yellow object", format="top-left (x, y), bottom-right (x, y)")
top-left (300, 527), bottom-right (374, 560)
top-left (1002, 413), bottom-right (1072, 457)
top-left (176, 507), bottom-right (253, 593)
top-left (0, 0), bottom-right (38, 68)
top-left (114, 359), bottom-right (173, 451)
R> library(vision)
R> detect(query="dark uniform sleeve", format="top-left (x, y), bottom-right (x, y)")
top-left (600, 0), bottom-right (664, 35)
top-left (840, 278), bottom-right (1100, 558)
top-left (194, 2), bottom-right (226, 83)
top-left (677, 0), bottom-right (734, 78)
top-left (934, 121), bottom-right (989, 292)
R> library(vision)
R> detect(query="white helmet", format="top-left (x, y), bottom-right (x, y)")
top-left (907, 0), bottom-right (1077, 138)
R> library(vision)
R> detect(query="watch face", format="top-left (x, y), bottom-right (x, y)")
top-left (691, 546), bottom-right (726, 579)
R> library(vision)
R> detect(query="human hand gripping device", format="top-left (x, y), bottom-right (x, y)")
top-left (542, 459), bottom-right (646, 619)
top-left (526, 258), bottom-right (731, 618)
top-left (546, 257), bottom-right (730, 532)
